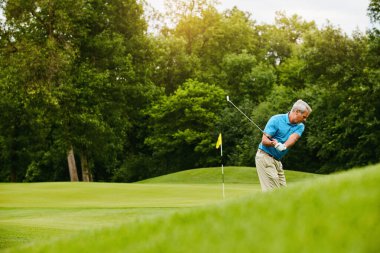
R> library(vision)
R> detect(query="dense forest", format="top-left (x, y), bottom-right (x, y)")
top-left (0, 0), bottom-right (379, 182)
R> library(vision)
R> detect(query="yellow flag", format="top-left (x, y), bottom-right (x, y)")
top-left (215, 133), bottom-right (222, 149)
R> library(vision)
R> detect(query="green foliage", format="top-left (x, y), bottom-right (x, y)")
top-left (296, 27), bottom-right (380, 172)
top-left (221, 51), bottom-right (276, 102)
top-left (112, 154), bottom-right (157, 182)
top-left (368, 0), bottom-right (380, 24)
top-left (161, 5), bottom-right (259, 88)
top-left (255, 12), bottom-right (317, 66)
top-left (277, 52), bottom-right (307, 89)
top-left (0, 0), bottom-right (153, 181)
top-left (0, 0), bottom-right (379, 181)
top-left (306, 80), bottom-right (380, 172)
top-left (145, 80), bottom-right (225, 174)
top-left (151, 36), bottom-right (200, 94)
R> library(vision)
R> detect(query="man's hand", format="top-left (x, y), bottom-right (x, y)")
top-left (275, 142), bottom-right (287, 151)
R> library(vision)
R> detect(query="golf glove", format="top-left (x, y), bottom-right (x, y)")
top-left (275, 143), bottom-right (287, 151)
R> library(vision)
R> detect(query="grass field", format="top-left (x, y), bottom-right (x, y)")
top-left (1, 165), bottom-right (379, 252)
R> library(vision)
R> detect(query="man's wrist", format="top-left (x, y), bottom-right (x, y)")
top-left (275, 142), bottom-right (287, 151)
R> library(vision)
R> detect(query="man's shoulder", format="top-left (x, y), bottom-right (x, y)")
top-left (270, 113), bottom-right (288, 121)
top-left (297, 122), bottom-right (305, 130)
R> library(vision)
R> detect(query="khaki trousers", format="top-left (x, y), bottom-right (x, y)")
top-left (255, 149), bottom-right (287, 192)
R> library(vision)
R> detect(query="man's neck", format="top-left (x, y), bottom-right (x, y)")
top-left (288, 111), bottom-right (297, 124)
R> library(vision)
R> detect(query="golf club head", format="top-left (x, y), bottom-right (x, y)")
top-left (226, 95), bottom-right (230, 102)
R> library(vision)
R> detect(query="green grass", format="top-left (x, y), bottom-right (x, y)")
top-left (0, 185), bottom-right (248, 250)
top-left (4, 165), bottom-right (378, 253)
top-left (139, 166), bottom-right (319, 185)
top-left (0, 166), bottom-right (267, 250)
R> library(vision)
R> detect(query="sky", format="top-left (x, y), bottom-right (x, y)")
top-left (147, 0), bottom-right (372, 34)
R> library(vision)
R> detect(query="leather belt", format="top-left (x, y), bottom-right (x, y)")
top-left (258, 149), bottom-right (281, 162)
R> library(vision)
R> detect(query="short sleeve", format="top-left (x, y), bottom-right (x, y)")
top-left (263, 116), bottom-right (278, 136)
top-left (294, 124), bottom-right (305, 136)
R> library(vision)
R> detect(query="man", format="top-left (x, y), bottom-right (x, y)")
top-left (255, 99), bottom-right (312, 192)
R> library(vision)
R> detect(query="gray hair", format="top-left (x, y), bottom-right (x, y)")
top-left (292, 99), bottom-right (312, 114)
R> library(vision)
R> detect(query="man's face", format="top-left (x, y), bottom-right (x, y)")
top-left (295, 110), bottom-right (310, 124)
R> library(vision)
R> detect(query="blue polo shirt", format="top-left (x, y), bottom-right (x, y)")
top-left (258, 113), bottom-right (304, 160)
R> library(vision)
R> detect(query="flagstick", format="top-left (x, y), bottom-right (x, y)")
top-left (222, 164), bottom-right (225, 199)
top-left (221, 142), bottom-right (225, 199)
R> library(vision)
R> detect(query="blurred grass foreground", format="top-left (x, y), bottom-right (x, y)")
top-left (0, 165), bottom-right (379, 253)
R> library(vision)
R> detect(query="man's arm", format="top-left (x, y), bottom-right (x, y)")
top-left (261, 134), bottom-right (277, 147)
top-left (283, 133), bottom-right (300, 148)
top-left (262, 132), bottom-right (300, 150)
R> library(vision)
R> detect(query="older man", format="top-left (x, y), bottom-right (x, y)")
top-left (255, 99), bottom-right (312, 191)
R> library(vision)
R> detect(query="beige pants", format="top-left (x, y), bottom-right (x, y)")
top-left (255, 149), bottom-right (287, 192)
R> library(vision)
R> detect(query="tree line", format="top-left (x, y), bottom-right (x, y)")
top-left (0, 0), bottom-right (379, 182)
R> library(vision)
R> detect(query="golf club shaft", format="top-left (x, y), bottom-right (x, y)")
top-left (226, 96), bottom-right (273, 141)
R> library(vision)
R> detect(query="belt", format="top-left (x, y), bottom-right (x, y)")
top-left (258, 149), bottom-right (281, 162)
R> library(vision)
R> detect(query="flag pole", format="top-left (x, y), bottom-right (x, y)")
top-left (221, 142), bottom-right (225, 199)
top-left (222, 163), bottom-right (225, 199)
top-left (216, 133), bottom-right (224, 199)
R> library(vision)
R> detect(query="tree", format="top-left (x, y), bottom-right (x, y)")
top-left (220, 51), bottom-right (276, 103)
top-left (151, 35), bottom-right (200, 94)
top-left (368, 0), bottom-right (380, 24)
top-left (193, 7), bottom-right (259, 84)
top-left (54, 0), bottom-right (152, 181)
top-left (162, 0), bottom-right (219, 26)
top-left (0, 0), bottom-right (79, 181)
top-left (255, 12), bottom-right (317, 67)
top-left (0, 0), bottom-right (153, 182)
top-left (296, 25), bottom-right (380, 172)
top-left (367, 0), bottom-right (380, 68)
top-left (145, 79), bottom-right (226, 175)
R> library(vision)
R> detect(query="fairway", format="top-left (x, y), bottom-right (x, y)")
top-left (0, 167), bottom-right (256, 249)
top-left (0, 183), bottom-right (248, 249)
top-left (1, 167), bottom-right (320, 251)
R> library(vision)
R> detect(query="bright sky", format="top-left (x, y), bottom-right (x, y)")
top-left (147, 0), bottom-right (372, 34)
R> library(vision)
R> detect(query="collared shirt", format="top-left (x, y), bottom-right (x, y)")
top-left (258, 113), bottom-right (304, 160)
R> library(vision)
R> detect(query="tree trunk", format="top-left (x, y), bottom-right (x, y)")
top-left (80, 152), bottom-right (92, 182)
top-left (67, 146), bottom-right (79, 182)
top-left (10, 167), bottom-right (17, 182)
top-left (10, 151), bottom-right (17, 182)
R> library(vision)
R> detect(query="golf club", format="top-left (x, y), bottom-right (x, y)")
top-left (226, 96), bottom-right (273, 141)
